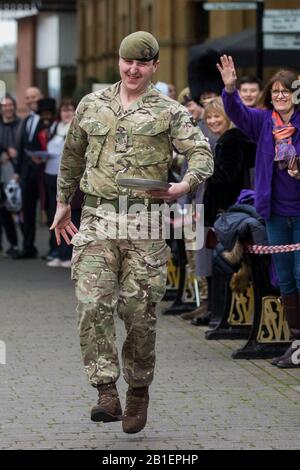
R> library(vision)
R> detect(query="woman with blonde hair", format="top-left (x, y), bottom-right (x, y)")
top-left (192, 97), bottom-right (254, 326)
top-left (204, 96), bottom-right (232, 133)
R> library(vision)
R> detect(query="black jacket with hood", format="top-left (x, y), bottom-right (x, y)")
top-left (203, 127), bottom-right (256, 226)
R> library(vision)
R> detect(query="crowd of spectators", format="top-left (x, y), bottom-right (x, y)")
top-left (0, 87), bottom-right (82, 266)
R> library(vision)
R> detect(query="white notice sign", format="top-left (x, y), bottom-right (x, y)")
top-left (264, 33), bottom-right (300, 50)
top-left (263, 9), bottom-right (300, 33)
top-left (203, 2), bottom-right (256, 11)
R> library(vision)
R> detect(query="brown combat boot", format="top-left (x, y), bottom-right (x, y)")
top-left (91, 383), bottom-right (123, 422)
top-left (122, 386), bottom-right (149, 434)
top-left (271, 293), bottom-right (300, 368)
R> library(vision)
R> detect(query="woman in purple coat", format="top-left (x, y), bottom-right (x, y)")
top-left (217, 55), bottom-right (300, 369)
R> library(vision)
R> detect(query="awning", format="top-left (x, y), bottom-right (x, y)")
top-left (0, 1), bottom-right (75, 19)
top-left (189, 28), bottom-right (300, 69)
top-left (0, 4), bottom-right (38, 20)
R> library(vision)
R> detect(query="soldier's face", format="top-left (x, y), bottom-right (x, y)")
top-left (119, 58), bottom-right (159, 94)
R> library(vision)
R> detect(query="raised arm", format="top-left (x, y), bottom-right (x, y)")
top-left (217, 55), bottom-right (265, 143)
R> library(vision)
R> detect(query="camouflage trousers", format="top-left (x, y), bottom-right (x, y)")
top-left (71, 205), bottom-right (170, 388)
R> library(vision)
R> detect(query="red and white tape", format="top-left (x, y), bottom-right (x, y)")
top-left (246, 243), bottom-right (300, 254)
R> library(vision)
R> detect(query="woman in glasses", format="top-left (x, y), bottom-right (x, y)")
top-left (217, 55), bottom-right (300, 369)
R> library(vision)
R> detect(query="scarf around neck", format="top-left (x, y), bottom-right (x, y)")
top-left (272, 110), bottom-right (297, 170)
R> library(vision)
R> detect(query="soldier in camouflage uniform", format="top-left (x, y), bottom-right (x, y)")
top-left (51, 31), bottom-right (213, 434)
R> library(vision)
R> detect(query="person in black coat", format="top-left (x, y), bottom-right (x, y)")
top-left (203, 97), bottom-right (255, 227)
top-left (13, 87), bottom-right (42, 258)
top-left (14, 95), bottom-right (56, 259)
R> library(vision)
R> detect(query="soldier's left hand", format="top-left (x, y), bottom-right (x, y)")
top-left (148, 181), bottom-right (190, 202)
top-left (50, 202), bottom-right (78, 245)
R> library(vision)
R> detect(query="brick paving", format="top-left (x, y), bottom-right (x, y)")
top-left (0, 227), bottom-right (299, 450)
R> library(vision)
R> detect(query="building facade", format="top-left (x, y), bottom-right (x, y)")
top-left (77, 0), bottom-right (299, 93)
top-left (77, 0), bottom-right (210, 93)
top-left (0, 1), bottom-right (76, 113)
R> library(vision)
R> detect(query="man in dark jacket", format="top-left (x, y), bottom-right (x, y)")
top-left (14, 94), bottom-right (56, 259)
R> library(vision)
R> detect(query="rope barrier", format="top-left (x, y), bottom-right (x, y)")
top-left (246, 243), bottom-right (300, 254)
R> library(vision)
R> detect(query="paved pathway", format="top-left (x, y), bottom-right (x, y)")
top-left (0, 228), bottom-right (299, 450)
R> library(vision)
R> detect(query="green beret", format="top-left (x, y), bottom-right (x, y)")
top-left (119, 31), bottom-right (159, 61)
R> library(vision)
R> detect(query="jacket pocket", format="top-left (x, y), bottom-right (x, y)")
top-left (143, 242), bottom-right (170, 268)
top-left (132, 119), bottom-right (170, 167)
top-left (143, 242), bottom-right (171, 303)
top-left (70, 232), bottom-right (95, 280)
top-left (133, 118), bottom-right (169, 137)
top-left (79, 119), bottom-right (110, 167)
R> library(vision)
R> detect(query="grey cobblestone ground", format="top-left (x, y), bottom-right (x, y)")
top-left (0, 227), bottom-right (299, 450)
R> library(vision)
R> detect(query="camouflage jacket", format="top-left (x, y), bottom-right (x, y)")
top-left (57, 82), bottom-right (213, 203)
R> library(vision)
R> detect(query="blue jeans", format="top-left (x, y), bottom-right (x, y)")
top-left (265, 215), bottom-right (300, 295)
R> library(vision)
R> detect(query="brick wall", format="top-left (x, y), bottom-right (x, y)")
top-left (16, 16), bottom-right (36, 116)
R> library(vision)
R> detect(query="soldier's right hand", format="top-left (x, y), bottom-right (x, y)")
top-left (50, 202), bottom-right (78, 246)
